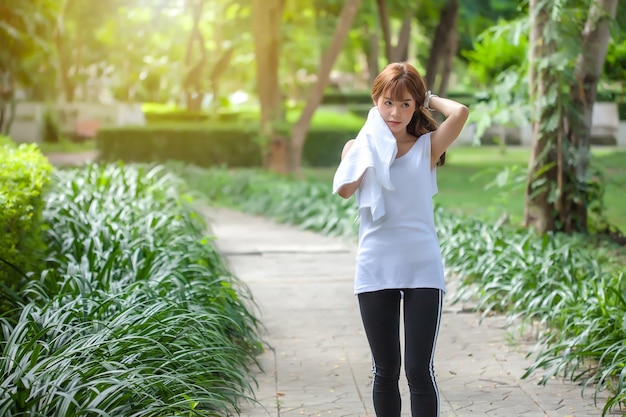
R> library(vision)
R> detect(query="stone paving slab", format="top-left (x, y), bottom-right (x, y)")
top-left (203, 207), bottom-right (610, 417)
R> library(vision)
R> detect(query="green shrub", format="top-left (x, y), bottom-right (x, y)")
top-left (144, 108), bottom-right (212, 123)
top-left (42, 110), bottom-right (61, 143)
top-left (97, 120), bottom-right (357, 168)
top-left (618, 102), bottom-right (626, 121)
top-left (463, 19), bottom-right (528, 86)
top-left (96, 123), bottom-right (263, 167)
top-left (0, 143), bottom-right (52, 297)
top-left (0, 164), bottom-right (262, 416)
top-left (322, 91), bottom-right (372, 105)
top-left (303, 124), bottom-right (360, 167)
top-left (0, 135), bottom-right (15, 148)
top-left (143, 109), bottom-right (256, 124)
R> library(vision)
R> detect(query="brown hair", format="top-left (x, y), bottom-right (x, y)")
top-left (371, 62), bottom-right (445, 166)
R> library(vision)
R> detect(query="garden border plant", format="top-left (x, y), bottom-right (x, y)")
top-left (0, 137), bottom-right (52, 310)
top-left (0, 163), bottom-right (264, 416)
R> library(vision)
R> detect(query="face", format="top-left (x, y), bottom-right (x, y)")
top-left (374, 90), bottom-right (416, 137)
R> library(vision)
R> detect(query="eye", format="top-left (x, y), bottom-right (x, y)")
top-left (402, 102), bottom-right (411, 108)
top-left (384, 100), bottom-right (393, 106)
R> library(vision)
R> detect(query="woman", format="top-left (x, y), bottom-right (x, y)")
top-left (333, 62), bottom-right (469, 417)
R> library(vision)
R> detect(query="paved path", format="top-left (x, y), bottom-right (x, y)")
top-left (203, 207), bottom-right (608, 417)
top-left (44, 150), bottom-right (99, 167)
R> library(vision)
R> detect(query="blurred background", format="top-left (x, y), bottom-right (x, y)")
top-left (1, 0), bottom-right (625, 230)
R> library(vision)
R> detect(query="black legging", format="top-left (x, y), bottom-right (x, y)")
top-left (358, 288), bottom-right (443, 417)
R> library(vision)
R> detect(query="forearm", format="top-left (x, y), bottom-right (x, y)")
top-left (337, 174), bottom-right (364, 199)
top-left (427, 95), bottom-right (468, 119)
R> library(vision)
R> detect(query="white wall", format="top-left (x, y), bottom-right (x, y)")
top-left (8, 102), bottom-right (146, 143)
top-left (452, 102), bottom-right (622, 148)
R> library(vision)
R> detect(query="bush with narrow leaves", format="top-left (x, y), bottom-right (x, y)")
top-left (0, 141), bottom-right (52, 301)
top-left (0, 164), bottom-right (263, 417)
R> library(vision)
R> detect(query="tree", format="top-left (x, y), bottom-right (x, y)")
top-left (424, 0), bottom-right (458, 96)
top-left (525, 0), bottom-right (618, 234)
top-left (375, 0), bottom-right (414, 63)
top-left (252, 0), bottom-right (362, 175)
top-left (252, 0), bottom-right (287, 172)
top-left (0, 0), bottom-right (57, 134)
top-left (288, 0), bottom-right (362, 175)
top-left (53, 0), bottom-right (126, 102)
top-left (182, 0), bottom-right (239, 111)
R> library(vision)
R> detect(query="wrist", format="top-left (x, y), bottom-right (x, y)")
top-left (424, 90), bottom-right (439, 111)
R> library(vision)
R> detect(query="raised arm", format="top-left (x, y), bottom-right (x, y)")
top-left (427, 95), bottom-right (469, 168)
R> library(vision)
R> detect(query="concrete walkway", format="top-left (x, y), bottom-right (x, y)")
top-left (203, 207), bottom-right (608, 417)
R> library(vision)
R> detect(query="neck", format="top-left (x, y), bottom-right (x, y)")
top-left (394, 132), bottom-right (415, 143)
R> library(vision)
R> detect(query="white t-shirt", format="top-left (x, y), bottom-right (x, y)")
top-left (354, 132), bottom-right (445, 295)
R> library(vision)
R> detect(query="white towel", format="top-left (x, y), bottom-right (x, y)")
top-left (332, 106), bottom-right (397, 221)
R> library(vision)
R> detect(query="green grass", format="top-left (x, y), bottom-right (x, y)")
top-left (304, 146), bottom-right (626, 233)
top-left (38, 138), bottom-right (96, 154)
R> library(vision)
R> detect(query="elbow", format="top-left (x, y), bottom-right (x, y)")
top-left (337, 189), bottom-right (352, 199)
top-left (336, 185), bottom-right (354, 199)
top-left (458, 105), bottom-right (470, 121)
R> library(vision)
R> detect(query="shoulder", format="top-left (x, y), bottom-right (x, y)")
top-left (341, 139), bottom-right (356, 159)
top-left (416, 132), bottom-right (432, 148)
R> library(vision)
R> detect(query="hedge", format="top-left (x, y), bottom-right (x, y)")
top-left (321, 90), bottom-right (484, 107)
top-left (96, 123), bottom-right (361, 168)
top-left (143, 109), bottom-right (254, 124)
top-left (0, 138), bottom-right (52, 300)
top-left (96, 123), bottom-right (264, 167)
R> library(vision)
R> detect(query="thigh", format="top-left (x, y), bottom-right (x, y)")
top-left (402, 288), bottom-right (443, 368)
top-left (358, 290), bottom-right (402, 367)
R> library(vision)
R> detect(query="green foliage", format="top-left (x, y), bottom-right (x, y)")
top-left (457, 0), bottom-right (525, 54)
top-left (322, 92), bottom-right (373, 105)
top-left (0, 142), bottom-right (52, 300)
top-left (179, 166), bottom-right (626, 415)
top-left (96, 123), bottom-right (264, 167)
top-left (0, 135), bottom-right (16, 148)
top-left (464, 0), bottom-right (619, 233)
top-left (42, 110), bottom-right (61, 143)
top-left (604, 39), bottom-right (626, 82)
top-left (0, 163), bottom-right (263, 416)
top-left (436, 213), bottom-right (626, 416)
top-left (97, 109), bottom-right (367, 168)
top-left (143, 109), bottom-right (252, 124)
top-left (0, 0), bottom-right (58, 97)
top-left (171, 166), bottom-right (359, 238)
top-left (304, 126), bottom-right (360, 167)
top-left (463, 18), bottom-right (529, 86)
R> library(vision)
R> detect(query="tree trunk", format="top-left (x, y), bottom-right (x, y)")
top-left (524, 0), bottom-right (558, 232)
top-left (391, 14), bottom-right (412, 62)
top-left (54, 0), bottom-right (74, 102)
top-left (252, 0), bottom-right (286, 173)
top-left (183, 0), bottom-right (207, 111)
top-left (209, 46), bottom-right (236, 112)
top-left (375, 1), bottom-right (414, 63)
top-left (363, 28), bottom-right (379, 85)
top-left (375, 0), bottom-right (392, 62)
top-left (437, 6), bottom-right (458, 96)
top-left (425, 0), bottom-right (457, 91)
top-left (561, 0), bottom-right (618, 232)
top-left (289, 0), bottom-right (362, 176)
top-left (524, 0), bottom-right (617, 234)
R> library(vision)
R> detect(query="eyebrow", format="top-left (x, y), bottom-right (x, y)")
top-left (384, 97), bottom-right (413, 102)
